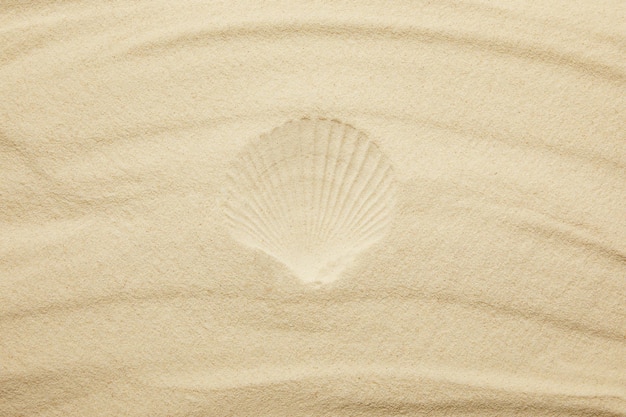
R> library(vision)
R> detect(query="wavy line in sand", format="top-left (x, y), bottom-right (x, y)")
top-left (1, 281), bottom-right (623, 344)
top-left (114, 23), bottom-right (626, 83)
top-left (3, 364), bottom-right (624, 416)
top-left (135, 364), bottom-right (626, 414)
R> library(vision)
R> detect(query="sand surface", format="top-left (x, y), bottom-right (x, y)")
top-left (1, 1), bottom-right (625, 416)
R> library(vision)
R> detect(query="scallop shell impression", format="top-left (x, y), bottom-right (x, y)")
top-left (223, 118), bottom-right (397, 285)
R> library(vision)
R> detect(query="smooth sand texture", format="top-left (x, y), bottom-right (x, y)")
top-left (1, 1), bottom-right (625, 416)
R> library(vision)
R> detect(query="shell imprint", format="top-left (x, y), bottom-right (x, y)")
top-left (223, 118), bottom-right (397, 285)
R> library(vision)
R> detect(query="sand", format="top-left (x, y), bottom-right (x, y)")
top-left (1, 1), bottom-right (625, 416)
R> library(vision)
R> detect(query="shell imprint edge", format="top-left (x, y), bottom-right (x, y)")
top-left (223, 118), bottom-right (397, 285)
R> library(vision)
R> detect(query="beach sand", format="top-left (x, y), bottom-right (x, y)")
top-left (1, 1), bottom-right (625, 415)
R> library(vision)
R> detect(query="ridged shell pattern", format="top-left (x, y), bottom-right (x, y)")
top-left (223, 118), bottom-right (397, 284)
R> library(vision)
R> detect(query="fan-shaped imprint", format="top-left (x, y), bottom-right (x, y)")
top-left (223, 118), bottom-right (397, 285)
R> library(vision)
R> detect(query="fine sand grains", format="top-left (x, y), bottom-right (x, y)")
top-left (1, 1), bottom-right (625, 416)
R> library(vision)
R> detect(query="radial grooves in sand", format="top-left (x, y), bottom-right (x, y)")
top-left (331, 140), bottom-right (374, 235)
top-left (342, 165), bottom-right (395, 240)
top-left (269, 129), bottom-right (292, 243)
top-left (238, 152), bottom-right (280, 242)
top-left (315, 120), bottom-right (340, 245)
top-left (330, 145), bottom-right (391, 242)
top-left (320, 122), bottom-right (349, 245)
top-left (256, 135), bottom-right (290, 243)
top-left (223, 117), bottom-right (396, 284)
top-left (319, 131), bottom-right (366, 243)
top-left (227, 155), bottom-right (282, 254)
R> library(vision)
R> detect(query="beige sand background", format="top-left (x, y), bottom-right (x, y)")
top-left (1, 1), bottom-right (625, 416)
